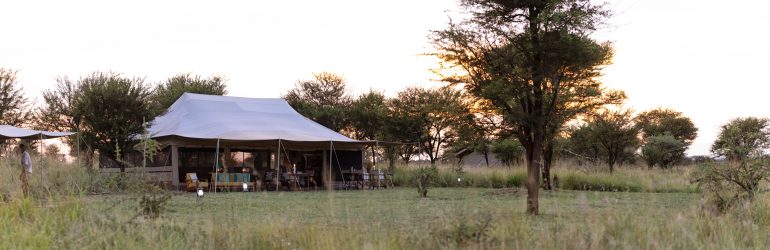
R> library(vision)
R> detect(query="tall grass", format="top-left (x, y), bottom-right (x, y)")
top-left (1, 187), bottom-right (768, 249)
top-left (4, 157), bottom-right (756, 249)
top-left (392, 164), bottom-right (698, 193)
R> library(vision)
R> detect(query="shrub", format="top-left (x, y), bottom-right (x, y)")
top-left (490, 139), bottom-right (524, 166)
top-left (641, 135), bottom-right (686, 169)
top-left (137, 184), bottom-right (172, 220)
top-left (692, 158), bottom-right (770, 213)
top-left (414, 165), bottom-right (438, 197)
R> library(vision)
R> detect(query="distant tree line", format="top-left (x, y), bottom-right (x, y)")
top-left (0, 66), bottom-right (703, 177)
top-left (0, 68), bottom-right (226, 169)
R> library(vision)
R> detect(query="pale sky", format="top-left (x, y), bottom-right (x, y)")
top-left (2, 0), bottom-right (769, 156)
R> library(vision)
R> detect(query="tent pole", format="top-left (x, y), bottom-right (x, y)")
top-left (40, 133), bottom-right (44, 185)
top-left (276, 139), bottom-right (281, 190)
top-left (214, 138), bottom-right (220, 193)
top-left (76, 131), bottom-right (80, 168)
top-left (329, 141), bottom-right (332, 190)
top-left (373, 141), bottom-right (378, 170)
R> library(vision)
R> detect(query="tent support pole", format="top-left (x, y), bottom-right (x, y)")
top-left (40, 133), bottom-right (44, 185)
top-left (214, 138), bottom-right (220, 193)
top-left (373, 141), bottom-right (378, 170)
top-left (277, 140), bottom-right (280, 189)
top-left (329, 140), bottom-right (334, 190)
top-left (76, 131), bottom-right (80, 168)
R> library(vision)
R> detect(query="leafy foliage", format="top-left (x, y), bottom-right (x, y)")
top-left (641, 135), bottom-right (685, 169)
top-left (386, 87), bottom-right (471, 165)
top-left (568, 109), bottom-right (639, 173)
top-left (635, 108), bottom-right (697, 166)
top-left (694, 117), bottom-right (770, 214)
top-left (37, 72), bottom-right (155, 170)
top-left (132, 121), bottom-right (165, 167)
top-left (635, 108), bottom-right (698, 146)
top-left (490, 139), bottom-right (524, 166)
top-left (0, 68), bottom-right (32, 127)
top-left (137, 184), bottom-right (172, 220)
top-left (431, 0), bottom-right (618, 214)
top-left (349, 90), bottom-right (388, 141)
top-left (693, 159), bottom-right (770, 214)
top-left (710, 117), bottom-right (770, 161)
top-left (414, 165), bottom-right (439, 197)
top-left (284, 72), bottom-right (352, 132)
top-left (151, 73), bottom-right (227, 113)
top-left (564, 125), bottom-right (601, 164)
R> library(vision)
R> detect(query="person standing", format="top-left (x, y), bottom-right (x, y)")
top-left (19, 143), bottom-right (32, 195)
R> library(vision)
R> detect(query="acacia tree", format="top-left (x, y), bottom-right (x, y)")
top-left (284, 72), bottom-right (352, 133)
top-left (453, 98), bottom-right (512, 167)
top-left (431, 0), bottom-right (616, 214)
top-left (636, 108), bottom-right (698, 145)
top-left (152, 73), bottom-right (227, 113)
top-left (694, 117), bottom-right (770, 213)
top-left (711, 117), bottom-right (770, 161)
top-left (421, 87), bottom-right (472, 165)
top-left (565, 125), bottom-right (601, 165)
top-left (541, 82), bottom-right (624, 189)
top-left (349, 90), bottom-right (388, 141)
top-left (37, 72), bottom-right (154, 170)
top-left (636, 108), bottom-right (697, 167)
top-left (349, 90), bottom-right (388, 166)
top-left (0, 68), bottom-right (33, 127)
top-left (385, 88), bottom-right (426, 165)
top-left (585, 109), bottom-right (640, 173)
top-left (386, 87), bottom-right (471, 165)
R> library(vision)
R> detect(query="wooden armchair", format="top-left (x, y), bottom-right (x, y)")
top-left (185, 173), bottom-right (209, 192)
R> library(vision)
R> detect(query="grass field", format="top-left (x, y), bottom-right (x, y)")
top-left (1, 159), bottom-right (770, 249)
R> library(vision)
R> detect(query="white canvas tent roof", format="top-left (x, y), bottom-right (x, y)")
top-left (147, 93), bottom-right (361, 144)
top-left (0, 125), bottom-right (75, 139)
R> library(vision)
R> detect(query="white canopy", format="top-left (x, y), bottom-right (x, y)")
top-left (147, 93), bottom-right (358, 143)
top-left (0, 125), bottom-right (75, 140)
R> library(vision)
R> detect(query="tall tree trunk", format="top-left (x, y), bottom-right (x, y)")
top-left (483, 151), bottom-right (490, 167)
top-left (526, 134), bottom-right (543, 215)
top-left (608, 153), bottom-right (615, 174)
top-left (541, 141), bottom-right (553, 190)
top-left (370, 146), bottom-right (377, 169)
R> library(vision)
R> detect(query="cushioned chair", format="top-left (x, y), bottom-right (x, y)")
top-left (185, 173), bottom-right (209, 192)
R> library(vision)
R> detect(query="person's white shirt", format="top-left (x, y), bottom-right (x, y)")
top-left (22, 151), bottom-right (32, 173)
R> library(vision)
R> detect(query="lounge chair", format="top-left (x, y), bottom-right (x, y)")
top-left (185, 173), bottom-right (209, 192)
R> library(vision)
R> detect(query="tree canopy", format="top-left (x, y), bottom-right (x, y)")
top-left (152, 73), bottom-right (227, 113)
top-left (569, 109), bottom-right (639, 173)
top-left (0, 68), bottom-right (32, 127)
top-left (37, 72), bottom-right (154, 170)
top-left (636, 108), bottom-right (698, 146)
top-left (431, 0), bottom-right (617, 214)
top-left (641, 134), bottom-right (685, 169)
top-left (711, 117), bottom-right (770, 161)
top-left (284, 72), bottom-right (352, 133)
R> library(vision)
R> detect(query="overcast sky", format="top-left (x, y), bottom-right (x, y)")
top-left (2, 0), bottom-right (769, 156)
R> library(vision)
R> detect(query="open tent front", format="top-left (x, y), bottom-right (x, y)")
top-left (136, 93), bottom-right (387, 190)
top-left (0, 125), bottom-right (76, 182)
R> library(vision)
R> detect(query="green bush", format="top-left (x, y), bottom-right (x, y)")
top-left (490, 139), bottom-right (524, 166)
top-left (692, 159), bottom-right (770, 214)
top-left (414, 166), bottom-right (439, 197)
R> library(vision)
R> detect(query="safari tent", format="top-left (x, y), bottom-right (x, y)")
top-left (105, 93), bottom-right (372, 190)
